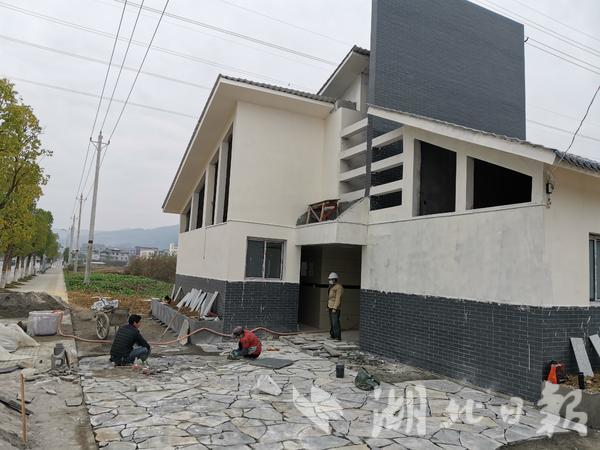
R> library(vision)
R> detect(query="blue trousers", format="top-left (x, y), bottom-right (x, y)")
top-left (125, 347), bottom-right (149, 364)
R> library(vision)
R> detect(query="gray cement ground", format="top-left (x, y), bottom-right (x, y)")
top-left (9, 265), bottom-right (68, 300)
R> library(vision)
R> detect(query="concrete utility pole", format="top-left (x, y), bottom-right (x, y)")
top-left (67, 216), bottom-right (75, 265)
top-left (73, 194), bottom-right (84, 273)
top-left (84, 132), bottom-right (108, 284)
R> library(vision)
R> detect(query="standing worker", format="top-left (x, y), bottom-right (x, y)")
top-left (110, 314), bottom-right (151, 366)
top-left (229, 326), bottom-right (262, 359)
top-left (328, 272), bottom-right (344, 341)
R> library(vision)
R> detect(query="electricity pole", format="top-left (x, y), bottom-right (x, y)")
top-left (73, 194), bottom-right (84, 273)
top-left (67, 215), bottom-right (75, 265)
top-left (84, 132), bottom-right (108, 284)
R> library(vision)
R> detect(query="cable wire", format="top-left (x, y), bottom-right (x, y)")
top-left (109, 0), bottom-right (338, 66)
top-left (99, 0), bottom-right (145, 133)
top-left (214, 0), bottom-right (353, 47)
top-left (474, 0), bottom-right (600, 60)
top-left (0, 2), bottom-right (312, 90)
top-left (0, 34), bottom-right (211, 91)
top-left (72, 0), bottom-right (127, 221)
top-left (555, 84), bottom-right (600, 164)
top-left (526, 41), bottom-right (600, 77)
top-left (107, 0), bottom-right (170, 142)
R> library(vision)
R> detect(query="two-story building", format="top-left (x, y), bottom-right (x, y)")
top-left (163, 0), bottom-right (600, 401)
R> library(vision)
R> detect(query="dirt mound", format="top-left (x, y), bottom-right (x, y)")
top-left (0, 292), bottom-right (69, 318)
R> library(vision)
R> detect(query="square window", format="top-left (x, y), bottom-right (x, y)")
top-left (245, 239), bottom-right (284, 279)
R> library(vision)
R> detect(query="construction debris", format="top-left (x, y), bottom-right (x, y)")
top-left (570, 337), bottom-right (594, 376)
top-left (0, 292), bottom-right (69, 318)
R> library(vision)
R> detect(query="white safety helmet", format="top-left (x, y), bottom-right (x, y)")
top-left (328, 272), bottom-right (339, 280)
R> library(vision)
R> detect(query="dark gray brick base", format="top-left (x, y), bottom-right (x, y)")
top-left (175, 274), bottom-right (299, 333)
top-left (360, 290), bottom-right (600, 401)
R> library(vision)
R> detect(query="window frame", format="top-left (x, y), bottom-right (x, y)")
top-left (591, 235), bottom-right (600, 302)
top-left (244, 238), bottom-right (285, 280)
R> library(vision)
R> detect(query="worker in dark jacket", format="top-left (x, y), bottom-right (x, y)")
top-left (229, 326), bottom-right (262, 359)
top-left (110, 314), bottom-right (151, 365)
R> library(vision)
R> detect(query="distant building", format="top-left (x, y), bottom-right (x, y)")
top-left (134, 246), bottom-right (159, 257)
top-left (139, 249), bottom-right (158, 259)
top-left (92, 248), bottom-right (129, 264)
top-left (168, 243), bottom-right (178, 256)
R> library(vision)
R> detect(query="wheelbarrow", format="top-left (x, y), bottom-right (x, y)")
top-left (91, 298), bottom-right (130, 339)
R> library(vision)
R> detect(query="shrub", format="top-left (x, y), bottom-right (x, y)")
top-left (125, 255), bottom-right (176, 283)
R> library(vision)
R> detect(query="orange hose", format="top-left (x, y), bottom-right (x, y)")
top-left (56, 311), bottom-right (322, 346)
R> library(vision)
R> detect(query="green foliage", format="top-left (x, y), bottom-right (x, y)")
top-left (64, 271), bottom-right (172, 298)
top-left (125, 255), bottom-right (176, 283)
top-left (0, 78), bottom-right (51, 256)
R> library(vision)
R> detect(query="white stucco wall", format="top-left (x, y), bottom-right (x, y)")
top-left (227, 101), bottom-right (325, 226)
top-left (364, 204), bottom-right (553, 306)
top-left (544, 166), bottom-right (600, 306)
top-left (176, 221), bottom-right (300, 283)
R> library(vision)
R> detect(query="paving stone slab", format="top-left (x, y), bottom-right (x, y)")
top-left (570, 337), bottom-right (594, 376)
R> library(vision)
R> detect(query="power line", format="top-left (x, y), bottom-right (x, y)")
top-left (0, 34), bottom-right (211, 91)
top-left (90, 0), bottom-right (331, 73)
top-left (508, 0), bottom-right (600, 46)
top-left (556, 84), bottom-right (600, 164)
top-left (0, 2), bottom-right (313, 90)
top-left (471, 0), bottom-right (600, 56)
top-left (5, 76), bottom-right (196, 118)
top-left (99, 0), bottom-right (145, 133)
top-left (527, 37), bottom-right (600, 74)
top-left (107, 0), bottom-right (170, 141)
top-left (529, 103), bottom-right (600, 130)
top-left (72, 0), bottom-right (127, 220)
top-left (474, 0), bottom-right (600, 60)
top-left (214, 0), bottom-right (353, 47)
top-left (526, 41), bottom-right (600, 77)
top-left (109, 0), bottom-right (338, 66)
top-left (528, 119), bottom-right (600, 144)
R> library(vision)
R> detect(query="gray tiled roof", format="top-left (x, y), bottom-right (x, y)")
top-left (220, 75), bottom-right (335, 103)
top-left (370, 104), bottom-right (600, 174)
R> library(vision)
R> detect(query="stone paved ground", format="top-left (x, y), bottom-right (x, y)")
top-left (79, 340), bottom-right (585, 450)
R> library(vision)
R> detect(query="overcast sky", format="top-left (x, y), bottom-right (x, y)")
top-left (1, 0), bottom-right (599, 231)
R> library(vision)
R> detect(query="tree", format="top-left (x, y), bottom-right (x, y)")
top-left (0, 78), bottom-right (50, 287)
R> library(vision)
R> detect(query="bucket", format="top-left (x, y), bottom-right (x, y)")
top-left (27, 311), bottom-right (60, 336)
top-left (336, 362), bottom-right (345, 378)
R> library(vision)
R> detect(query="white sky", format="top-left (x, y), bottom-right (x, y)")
top-left (1, 0), bottom-right (599, 231)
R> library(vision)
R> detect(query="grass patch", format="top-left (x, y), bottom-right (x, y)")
top-left (64, 271), bottom-right (172, 298)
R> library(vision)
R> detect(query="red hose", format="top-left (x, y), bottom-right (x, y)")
top-left (56, 311), bottom-right (322, 346)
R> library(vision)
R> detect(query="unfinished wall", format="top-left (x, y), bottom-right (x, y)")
top-left (364, 204), bottom-right (553, 306)
top-left (544, 166), bottom-right (600, 306)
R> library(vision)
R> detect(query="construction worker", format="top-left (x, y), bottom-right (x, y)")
top-left (110, 314), bottom-right (151, 366)
top-left (229, 326), bottom-right (262, 359)
top-left (328, 272), bottom-right (343, 341)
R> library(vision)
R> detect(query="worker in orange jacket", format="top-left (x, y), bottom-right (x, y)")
top-left (229, 326), bottom-right (262, 359)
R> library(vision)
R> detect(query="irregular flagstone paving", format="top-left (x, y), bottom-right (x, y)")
top-left (79, 339), bottom-right (583, 450)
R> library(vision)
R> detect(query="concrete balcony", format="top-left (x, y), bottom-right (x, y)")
top-left (340, 166), bottom-right (366, 183)
top-left (371, 153), bottom-right (404, 173)
top-left (370, 179), bottom-right (403, 197)
top-left (340, 188), bottom-right (365, 203)
top-left (340, 117), bottom-right (368, 139)
top-left (372, 127), bottom-right (403, 148)
top-left (340, 142), bottom-right (367, 161)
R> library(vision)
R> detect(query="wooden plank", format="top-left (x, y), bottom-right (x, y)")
top-left (570, 337), bottom-right (594, 376)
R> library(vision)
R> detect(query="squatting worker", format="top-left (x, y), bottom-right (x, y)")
top-left (229, 326), bottom-right (262, 359)
top-left (110, 314), bottom-right (151, 366)
top-left (328, 272), bottom-right (344, 341)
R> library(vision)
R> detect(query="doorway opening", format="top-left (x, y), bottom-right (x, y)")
top-left (298, 245), bottom-right (362, 333)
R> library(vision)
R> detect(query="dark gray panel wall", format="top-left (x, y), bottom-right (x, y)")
top-left (360, 290), bottom-right (600, 401)
top-left (175, 274), bottom-right (299, 333)
top-left (369, 0), bottom-right (526, 139)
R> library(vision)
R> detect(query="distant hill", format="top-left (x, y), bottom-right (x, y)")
top-left (55, 225), bottom-right (178, 250)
